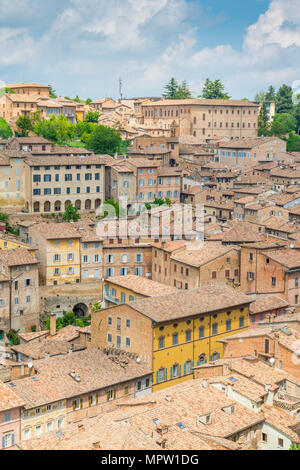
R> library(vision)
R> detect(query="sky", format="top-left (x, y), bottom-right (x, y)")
top-left (0, 0), bottom-right (300, 100)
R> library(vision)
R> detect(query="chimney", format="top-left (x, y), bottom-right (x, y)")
top-left (50, 313), bottom-right (56, 336)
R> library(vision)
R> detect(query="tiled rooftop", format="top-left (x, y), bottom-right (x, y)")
top-left (128, 283), bottom-right (251, 323)
top-left (106, 275), bottom-right (178, 297)
top-left (9, 348), bottom-right (152, 409)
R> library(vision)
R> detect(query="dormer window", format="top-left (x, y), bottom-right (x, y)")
top-left (197, 413), bottom-right (212, 426)
top-left (222, 404), bottom-right (236, 415)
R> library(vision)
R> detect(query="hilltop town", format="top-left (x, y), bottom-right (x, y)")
top-left (1, 81), bottom-right (300, 452)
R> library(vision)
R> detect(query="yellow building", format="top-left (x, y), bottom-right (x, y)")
top-left (91, 284), bottom-right (251, 392)
top-left (20, 399), bottom-right (67, 441)
top-left (103, 274), bottom-right (178, 307)
top-left (0, 235), bottom-right (36, 257)
top-left (28, 223), bottom-right (82, 285)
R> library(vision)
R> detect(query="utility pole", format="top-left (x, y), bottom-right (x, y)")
top-left (119, 77), bottom-right (123, 102)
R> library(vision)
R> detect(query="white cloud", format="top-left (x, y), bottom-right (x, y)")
top-left (1, 0), bottom-right (300, 100)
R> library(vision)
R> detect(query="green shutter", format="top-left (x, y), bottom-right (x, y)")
top-left (170, 367), bottom-right (173, 379)
top-left (179, 364), bottom-right (182, 377)
top-left (165, 368), bottom-right (168, 381)
top-left (184, 362), bottom-right (187, 376)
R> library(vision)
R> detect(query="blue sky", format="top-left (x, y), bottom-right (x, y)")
top-left (0, 0), bottom-right (299, 100)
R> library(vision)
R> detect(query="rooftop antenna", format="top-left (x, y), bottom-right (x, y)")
top-left (119, 77), bottom-right (123, 101)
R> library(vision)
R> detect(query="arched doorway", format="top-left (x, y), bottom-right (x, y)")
top-left (54, 201), bottom-right (61, 212)
top-left (95, 199), bottom-right (101, 209)
top-left (73, 303), bottom-right (88, 318)
top-left (33, 202), bottom-right (40, 213)
top-left (65, 200), bottom-right (72, 210)
top-left (44, 201), bottom-right (51, 212)
top-left (85, 199), bottom-right (91, 210)
top-left (75, 200), bottom-right (81, 210)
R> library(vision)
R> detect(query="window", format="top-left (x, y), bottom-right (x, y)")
top-left (57, 417), bottom-right (64, 429)
top-left (212, 271), bottom-right (217, 279)
top-left (212, 323), bottom-right (218, 335)
top-left (157, 368), bottom-right (166, 383)
top-left (126, 319), bottom-right (130, 328)
top-left (108, 333), bottom-right (112, 343)
top-left (239, 316), bottom-right (245, 328)
top-left (172, 333), bottom-right (178, 345)
top-left (199, 327), bottom-right (205, 339)
top-left (35, 425), bottom-right (42, 436)
top-left (186, 330), bottom-right (191, 342)
top-left (107, 389), bottom-right (116, 401)
top-left (126, 337), bottom-right (130, 347)
top-left (89, 394), bottom-right (98, 407)
top-left (4, 412), bottom-right (11, 423)
top-left (171, 364), bottom-right (179, 379)
top-left (47, 421), bottom-right (53, 433)
top-left (226, 320), bottom-right (231, 332)
top-left (73, 399), bottom-right (82, 411)
top-left (272, 277), bottom-right (276, 287)
top-left (2, 432), bottom-right (14, 448)
top-left (278, 438), bottom-right (284, 448)
top-left (262, 433), bottom-right (267, 442)
top-left (159, 337), bottom-right (165, 349)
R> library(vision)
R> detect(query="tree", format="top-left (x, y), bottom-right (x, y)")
top-left (16, 115), bottom-right (33, 136)
top-left (86, 98), bottom-right (92, 105)
top-left (270, 113), bottom-right (297, 137)
top-left (33, 115), bottom-right (75, 144)
top-left (177, 80), bottom-right (193, 99)
top-left (287, 132), bottom-right (300, 152)
top-left (276, 84), bottom-right (294, 114)
top-left (48, 85), bottom-right (57, 99)
top-left (294, 103), bottom-right (300, 134)
top-left (91, 302), bottom-right (101, 312)
top-left (88, 125), bottom-right (122, 156)
top-left (144, 197), bottom-right (172, 210)
top-left (200, 79), bottom-right (230, 100)
top-left (0, 212), bottom-right (8, 223)
top-left (85, 111), bottom-right (100, 123)
top-left (63, 204), bottom-right (80, 222)
top-left (0, 118), bottom-right (12, 139)
top-left (258, 102), bottom-right (270, 136)
top-left (265, 85), bottom-right (276, 102)
top-left (45, 311), bottom-right (91, 330)
top-left (254, 91), bottom-right (266, 102)
top-left (6, 329), bottom-right (20, 345)
top-left (163, 77), bottom-right (179, 99)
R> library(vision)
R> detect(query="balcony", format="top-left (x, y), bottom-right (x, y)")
top-left (104, 294), bottom-right (120, 305)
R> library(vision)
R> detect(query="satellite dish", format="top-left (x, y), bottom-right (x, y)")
top-left (269, 357), bottom-right (275, 364)
top-left (28, 361), bottom-right (33, 369)
top-left (136, 357), bottom-right (141, 364)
